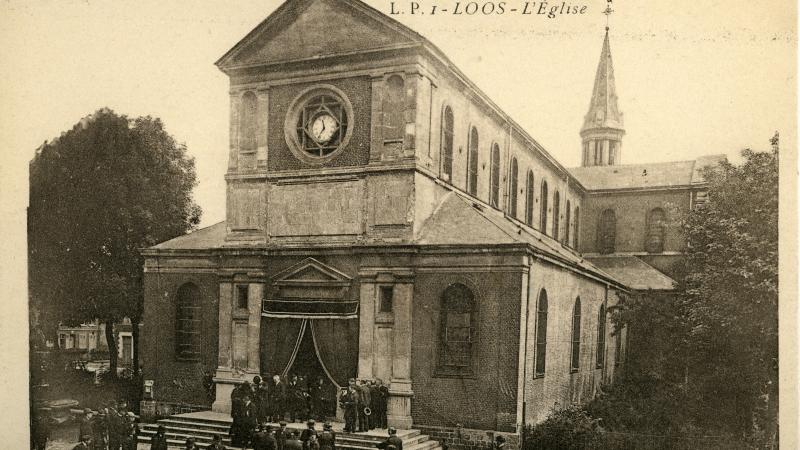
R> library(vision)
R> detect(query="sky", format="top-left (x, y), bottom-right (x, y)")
top-left (0, 0), bottom-right (795, 227)
top-left (0, 1), bottom-right (795, 442)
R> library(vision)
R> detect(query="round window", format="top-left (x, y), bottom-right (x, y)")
top-left (284, 85), bottom-right (354, 164)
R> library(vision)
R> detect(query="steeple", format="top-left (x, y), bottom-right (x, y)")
top-left (580, 27), bottom-right (625, 167)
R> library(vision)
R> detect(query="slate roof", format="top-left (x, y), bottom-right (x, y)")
top-left (568, 154), bottom-right (726, 191)
top-left (415, 192), bottom-right (624, 287)
top-left (584, 255), bottom-right (677, 291)
top-left (149, 221), bottom-right (227, 250)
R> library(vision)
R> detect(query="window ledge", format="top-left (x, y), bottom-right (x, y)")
top-left (570, 368), bottom-right (579, 374)
top-left (433, 369), bottom-right (476, 380)
top-left (533, 373), bottom-right (545, 380)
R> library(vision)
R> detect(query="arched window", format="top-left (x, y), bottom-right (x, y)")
top-left (597, 209), bottom-right (616, 254)
top-left (596, 304), bottom-right (606, 368)
top-left (571, 297), bottom-right (581, 371)
top-left (383, 75), bottom-right (405, 142)
top-left (525, 170), bottom-right (535, 226)
top-left (565, 200), bottom-right (572, 246)
top-left (552, 191), bottom-right (561, 241)
top-left (490, 143), bottom-right (501, 208)
top-left (467, 127), bottom-right (479, 196)
top-left (176, 283), bottom-right (201, 361)
top-left (540, 181), bottom-right (549, 234)
top-left (441, 106), bottom-right (454, 182)
top-left (439, 283), bottom-right (477, 375)
top-left (508, 157), bottom-right (519, 218)
top-left (645, 208), bottom-right (666, 253)
top-left (240, 91), bottom-right (258, 153)
top-left (534, 289), bottom-right (548, 376)
top-left (574, 206), bottom-right (580, 248)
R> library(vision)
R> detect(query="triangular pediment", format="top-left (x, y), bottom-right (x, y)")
top-left (273, 257), bottom-right (352, 283)
top-left (217, 0), bottom-right (423, 70)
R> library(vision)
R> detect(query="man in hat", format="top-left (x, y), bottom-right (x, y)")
top-left (356, 380), bottom-right (371, 432)
top-left (252, 424), bottom-right (277, 450)
top-left (184, 437), bottom-right (199, 450)
top-left (377, 428), bottom-right (403, 450)
top-left (256, 376), bottom-right (271, 425)
top-left (150, 425), bottom-right (169, 450)
top-left (286, 430), bottom-right (304, 450)
top-left (300, 420), bottom-right (318, 450)
top-left (208, 434), bottom-right (227, 450)
top-left (276, 421), bottom-right (289, 450)
top-left (121, 412), bottom-right (139, 450)
top-left (271, 375), bottom-right (288, 423)
top-left (340, 379), bottom-right (358, 433)
top-left (318, 422), bottom-right (336, 450)
top-left (73, 434), bottom-right (93, 450)
top-left (376, 379), bottom-right (389, 430)
top-left (92, 406), bottom-right (108, 450)
top-left (79, 409), bottom-right (95, 447)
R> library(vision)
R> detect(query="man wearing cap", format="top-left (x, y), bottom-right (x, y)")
top-left (150, 425), bottom-right (168, 450)
top-left (276, 421), bottom-right (289, 450)
top-left (73, 434), bottom-right (93, 450)
top-left (253, 424), bottom-right (277, 450)
top-left (340, 379), bottom-right (358, 433)
top-left (318, 422), bottom-right (336, 450)
top-left (377, 428), bottom-right (403, 450)
top-left (286, 430), bottom-right (304, 450)
top-left (300, 419), bottom-right (318, 450)
top-left (208, 434), bottom-right (227, 450)
top-left (79, 409), bottom-right (95, 448)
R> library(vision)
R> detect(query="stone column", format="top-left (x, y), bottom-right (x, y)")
top-left (256, 89), bottom-right (269, 168)
top-left (369, 76), bottom-right (385, 163)
top-left (357, 282), bottom-right (376, 379)
top-left (212, 282), bottom-right (234, 412)
top-left (247, 283), bottom-right (263, 373)
top-left (387, 280), bottom-right (414, 429)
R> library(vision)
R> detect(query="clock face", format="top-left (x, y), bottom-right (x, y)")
top-left (309, 113), bottom-right (339, 144)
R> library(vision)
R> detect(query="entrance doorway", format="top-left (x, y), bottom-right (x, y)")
top-left (285, 324), bottom-right (338, 420)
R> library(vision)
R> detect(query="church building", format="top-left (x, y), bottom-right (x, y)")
top-left (140, 0), bottom-right (722, 442)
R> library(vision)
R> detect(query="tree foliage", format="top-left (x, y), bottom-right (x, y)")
top-left (589, 135), bottom-right (779, 446)
top-left (29, 108), bottom-right (201, 373)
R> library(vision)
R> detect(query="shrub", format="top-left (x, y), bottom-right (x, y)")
top-left (524, 406), bottom-right (606, 450)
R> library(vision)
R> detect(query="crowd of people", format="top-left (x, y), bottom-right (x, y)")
top-left (31, 400), bottom-right (140, 450)
top-left (339, 378), bottom-right (389, 433)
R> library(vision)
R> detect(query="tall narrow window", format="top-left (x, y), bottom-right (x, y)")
top-left (574, 206), bottom-right (580, 248)
top-left (439, 283), bottom-right (477, 375)
top-left (508, 157), bottom-right (519, 218)
top-left (383, 75), bottom-right (405, 142)
top-left (379, 286), bottom-right (394, 313)
top-left (490, 144), bottom-right (501, 208)
top-left (534, 289), bottom-right (548, 376)
top-left (552, 191), bottom-right (561, 241)
top-left (571, 297), bottom-right (581, 372)
top-left (609, 141), bottom-right (617, 165)
top-left (441, 106), bottom-right (454, 182)
top-left (176, 283), bottom-right (201, 361)
top-left (645, 208), bottom-right (666, 253)
top-left (540, 181), bottom-right (549, 234)
top-left (525, 170), bottom-right (535, 226)
top-left (467, 127), bottom-right (479, 196)
top-left (596, 304), bottom-right (606, 368)
top-left (240, 92), bottom-right (258, 153)
top-left (597, 209), bottom-right (616, 254)
top-left (565, 200), bottom-right (572, 246)
top-left (236, 285), bottom-right (249, 309)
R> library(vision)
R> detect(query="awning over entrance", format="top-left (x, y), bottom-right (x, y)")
top-left (262, 298), bottom-right (359, 319)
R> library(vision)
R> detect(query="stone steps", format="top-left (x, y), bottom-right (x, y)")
top-left (137, 412), bottom-right (442, 450)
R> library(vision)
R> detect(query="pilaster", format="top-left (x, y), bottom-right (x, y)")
top-left (256, 89), bottom-right (269, 168)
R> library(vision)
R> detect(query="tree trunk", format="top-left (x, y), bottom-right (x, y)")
top-left (131, 318), bottom-right (140, 375)
top-left (105, 319), bottom-right (118, 378)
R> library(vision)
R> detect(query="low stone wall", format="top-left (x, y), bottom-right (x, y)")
top-left (416, 425), bottom-right (520, 450)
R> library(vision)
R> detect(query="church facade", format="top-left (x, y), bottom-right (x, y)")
top-left (140, 0), bottom-right (721, 438)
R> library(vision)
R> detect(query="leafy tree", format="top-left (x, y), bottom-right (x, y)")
top-left (590, 133), bottom-right (779, 447)
top-left (29, 108), bottom-right (201, 376)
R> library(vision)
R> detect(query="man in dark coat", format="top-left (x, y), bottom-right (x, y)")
top-left (106, 402), bottom-right (124, 450)
top-left (356, 380), bottom-right (371, 432)
top-left (300, 420), bottom-right (318, 450)
top-left (368, 380), bottom-right (381, 430)
top-left (375, 379), bottom-right (389, 429)
top-left (377, 428), bottom-right (403, 450)
top-left (253, 424), bottom-right (277, 450)
top-left (341, 380), bottom-right (359, 433)
top-left (150, 425), bottom-right (169, 450)
top-left (256, 376), bottom-right (271, 424)
top-left (271, 375), bottom-right (287, 423)
top-left (286, 430), bottom-right (304, 450)
top-left (318, 422), bottom-right (336, 450)
top-left (276, 421), bottom-right (289, 450)
top-left (79, 409), bottom-right (95, 447)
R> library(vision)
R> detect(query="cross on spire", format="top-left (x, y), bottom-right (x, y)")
top-left (603, 0), bottom-right (614, 30)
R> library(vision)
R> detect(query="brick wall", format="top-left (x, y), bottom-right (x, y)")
top-left (142, 268), bottom-right (219, 406)
top-left (417, 425), bottom-right (520, 450)
top-left (411, 265), bottom-right (522, 431)
top-left (268, 76), bottom-right (372, 171)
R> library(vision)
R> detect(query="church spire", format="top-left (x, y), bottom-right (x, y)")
top-left (580, 20), bottom-right (625, 167)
